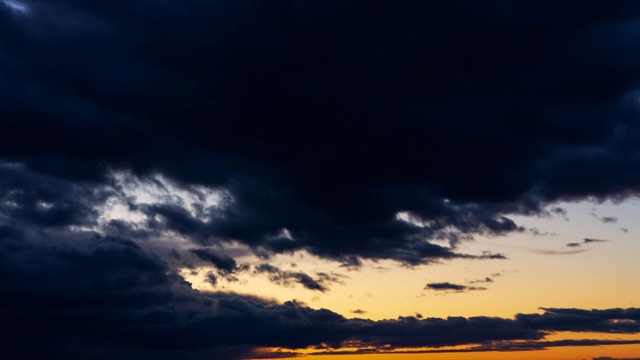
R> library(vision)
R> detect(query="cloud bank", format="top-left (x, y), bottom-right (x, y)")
top-left (3, 1), bottom-right (640, 358)
top-left (1, 1), bottom-right (640, 265)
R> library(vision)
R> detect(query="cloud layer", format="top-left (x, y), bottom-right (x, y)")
top-left (3, 1), bottom-right (640, 359)
top-left (1, 1), bottom-right (640, 265)
top-left (1, 224), bottom-right (639, 358)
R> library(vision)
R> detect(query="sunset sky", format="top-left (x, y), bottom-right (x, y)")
top-left (1, 1), bottom-right (640, 360)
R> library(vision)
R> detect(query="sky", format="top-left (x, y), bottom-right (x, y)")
top-left (1, 1), bottom-right (640, 359)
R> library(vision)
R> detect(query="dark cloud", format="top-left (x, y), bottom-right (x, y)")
top-left (0, 163), bottom-right (109, 228)
top-left (425, 282), bottom-right (487, 292)
top-left (550, 207), bottom-right (569, 218)
top-left (591, 213), bottom-right (619, 224)
top-left (190, 249), bottom-right (237, 274)
top-left (249, 349), bottom-right (301, 359)
top-left (426, 282), bottom-right (468, 291)
top-left (299, 339), bottom-right (640, 356)
top-left (566, 238), bottom-right (610, 248)
top-left (254, 264), bottom-right (344, 292)
top-left (469, 277), bottom-right (494, 284)
top-left (351, 309), bottom-right (367, 315)
top-left (469, 286), bottom-right (487, 291)
top-left (1, 223), bottom-right (639, 358)
top-left (0, 1), bottom-right (639, 266)
top-left (528, 227), bottom-right (558, 237)
top-left (517, 307), bottom-right (640, 333)
top-left (3, 2), bottom-right (640, 357)
top-left (584, 238), bottom-right (610, 244)
top-left (205, 272), bottom-right (218, 287)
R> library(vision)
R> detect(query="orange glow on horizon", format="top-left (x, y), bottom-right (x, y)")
top-left (249, 342), bottom-right (640, 360)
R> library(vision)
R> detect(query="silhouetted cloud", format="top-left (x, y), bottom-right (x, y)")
top-left (287, 339), bottom-right (640, 357)
top-left (566, 238), bottom-right (610, 248)
top-left (425, 282), bottom-right (487, 293)
top-left (584, 238), bottom-right (610, 244)
top-left (517, 308), bottom-right (640, 333)
top-left (529, 227), bottom-right (558, 237)
top-left (3, 1), bottom-right (640, 358)
top-left (426, 282), bottom-right (467, 291)
top-left (469, 277), bottom-right (494, 284)
top-left (254, 264), bottom-right (344, 292)
top-left (1, 221), bottom-right (639, 358)
top-left (190, 249), bottom-right (237, 274)
top-left (249, 349), bottom-right (301, 359)
top-left (550, 207), bottom-right (569, 219)
top-left (206, 272), bottom-right (218, 287)
top-left (591, 213), bottom-right (619, 224)
top-left (0, 1), bottom-right (639, 267)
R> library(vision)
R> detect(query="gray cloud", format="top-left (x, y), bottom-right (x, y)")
top-left (591, 213), bottom-right (619, 224)
top-left (531, 248), bottom-right (590, 255)
top-left (584, 238), bottom-right (610, 244)
top-left (566, 238), bottom-right (610, 248)
top-left (1, 221), bottom-right (639, 359)
top-left (425, 282), bottom-right (487, 293)
top-left (254, 264), bottom-right (344, 292)
top-left (190, 249), bottom-right (237, 274)
top-left (469, 277), bottom-right (494, 284)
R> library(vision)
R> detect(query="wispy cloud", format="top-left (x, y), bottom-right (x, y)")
top-left (254, 264), bottom-right (345, 292)
top-left (566, 238), bottom-right (610, 248)
top-left (591, 212), bottom-right (618, 224)
top-left (425, 282), bottom-right (487, 292)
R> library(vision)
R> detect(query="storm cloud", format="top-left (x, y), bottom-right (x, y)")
top-left (1, 0), bottom-right (640, 265)
top-left (3, 1), bottom-right (640, 358)
top-left (1, 217), bottom-right (640, 358)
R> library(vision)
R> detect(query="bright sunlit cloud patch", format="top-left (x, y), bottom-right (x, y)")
top-left (1, 0), bottom-right (28, 13)
top-left (101, 170), bottom-right (229, 225)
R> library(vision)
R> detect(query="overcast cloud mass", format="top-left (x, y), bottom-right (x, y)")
top-left (2, 1), bottom-right (640, 359)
